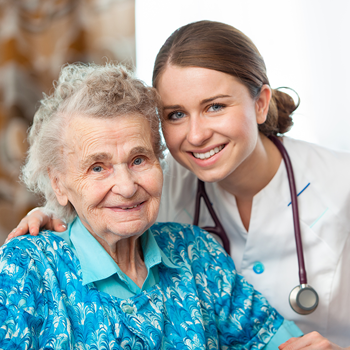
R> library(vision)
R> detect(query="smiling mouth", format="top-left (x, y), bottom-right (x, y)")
top-left (192, 145), bottom-right (225, 160)
top-left (111, 201), bottom-right (145, 210)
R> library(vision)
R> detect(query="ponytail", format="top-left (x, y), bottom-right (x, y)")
top-left (259, 88), bottom-right (299, 136)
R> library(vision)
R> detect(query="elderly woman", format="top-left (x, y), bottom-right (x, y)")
top-left (0, 63), bottom-right (302, 349)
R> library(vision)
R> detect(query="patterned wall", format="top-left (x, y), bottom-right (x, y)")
top-left (0, 0), bottom-right (135, 243)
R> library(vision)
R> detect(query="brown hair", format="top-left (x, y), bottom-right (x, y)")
top-left (153, 20), bottom-right (298, 136)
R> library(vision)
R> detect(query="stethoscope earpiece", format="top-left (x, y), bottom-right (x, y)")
top-left (289, 284), bottom-right (319, 315)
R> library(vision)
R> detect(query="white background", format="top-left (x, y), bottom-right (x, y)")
top-left (135, 0), bottom-right (350, 151)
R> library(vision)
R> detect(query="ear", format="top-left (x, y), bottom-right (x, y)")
top-left (48, 169), bottom-right (69, 206)
top-left (255, 84), bottom-right (272, 125)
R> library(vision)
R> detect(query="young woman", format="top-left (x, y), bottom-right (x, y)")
top-left (9, 21), bottom-right (350, 349)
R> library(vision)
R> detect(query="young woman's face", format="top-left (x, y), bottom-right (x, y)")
top-left (157, 65), bottom-right (270, 183)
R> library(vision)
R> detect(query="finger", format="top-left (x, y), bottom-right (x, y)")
top-left (9, 212), bottom-right (45, 238)
top-left (5, 226), bottom-right (29, 243)
top-left (29, 211), bottom-right (52, 232)
top-left (279, 332), bottom-right (331, 350)
top-left (52, 218), bottom-right (67, 232)
top-left (279, 337), bottom-right (299, 350)
top-left (10, 220), bottom-right (31, 237)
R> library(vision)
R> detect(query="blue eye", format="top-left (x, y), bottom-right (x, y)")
top-left (92, 165), bottom-right (103, 172)
top-left (168, 111), bottom-right (185, 120)
top-left (133, 157), bottom-right (144, 166)
top-left (208, 103), bottom-right (224, 112)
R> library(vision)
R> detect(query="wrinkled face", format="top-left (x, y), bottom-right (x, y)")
top-left (157, 66), bottom-right (267, 183)
top-left (51, 114), bottom-right (163, 246)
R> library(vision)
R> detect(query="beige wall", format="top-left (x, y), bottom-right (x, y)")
top-left (0, 0), bottom-right (135, 243)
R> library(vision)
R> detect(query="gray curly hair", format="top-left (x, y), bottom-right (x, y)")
top-left (21, 62), bottom-right (165, 223)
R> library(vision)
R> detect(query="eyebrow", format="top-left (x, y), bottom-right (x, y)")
top-left (80, 152), bottom-right (113, 169)
top-left (163, 94), bottom-right (232, 110)
top-left (129, 146), bottom-right (155, 158)
top-left (80, 146), bottom-right (155, 169)
top-left (200, 94), bottom-right (231, 104)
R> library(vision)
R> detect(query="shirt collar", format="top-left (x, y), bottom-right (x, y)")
top-left (68, 217), bottom-right (176, 286)
top-left (140, 227), bottom-right (177, 270)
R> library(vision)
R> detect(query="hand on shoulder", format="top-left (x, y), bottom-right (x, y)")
top-left (5, 207), bottom-right (66, 243)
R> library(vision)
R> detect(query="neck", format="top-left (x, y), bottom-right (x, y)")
top-left (219, 133), bottom-right (282, 198)
top-left (218, 133), bottom-right (282, 231)
top-left (93, 232), bottom-right (148, 288)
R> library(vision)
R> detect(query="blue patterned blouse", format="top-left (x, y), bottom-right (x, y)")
top-left (0, 222), bottom-right (300, 349)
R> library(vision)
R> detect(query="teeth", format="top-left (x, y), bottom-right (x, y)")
top-left (193, 145), bottom-right (224, 160)
top-left (123, 204), bottom-right (139, 210)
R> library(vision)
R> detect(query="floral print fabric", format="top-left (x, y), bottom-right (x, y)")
top-left (0, 222), bottom-right (283, 349)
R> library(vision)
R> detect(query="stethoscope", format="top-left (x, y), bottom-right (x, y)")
top-left (193, 135), bottom-right (319, 315)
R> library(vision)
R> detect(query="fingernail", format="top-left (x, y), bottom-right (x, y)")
top-left (61, 224), bottom-right (67, 230)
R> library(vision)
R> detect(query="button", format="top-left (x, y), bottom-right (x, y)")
top-left (253, 262), bottom-right (264, 274)
top-left (122, 304), bottom-right (135, 314)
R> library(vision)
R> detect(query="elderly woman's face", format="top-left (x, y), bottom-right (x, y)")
top-left (52, 114), bottom-right (163, 246)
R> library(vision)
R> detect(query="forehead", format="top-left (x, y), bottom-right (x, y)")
top-left (157, 65), bottom-right (241, 102)
top-left (64, 114), bottom-right (155, 158)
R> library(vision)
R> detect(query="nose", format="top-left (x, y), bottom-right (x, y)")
top-left (186, 115), bottom-right (213, 146)
top-left (111, 167), bottom-right (138, 198)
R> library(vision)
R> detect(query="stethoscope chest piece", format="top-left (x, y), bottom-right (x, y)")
top-left (194, 136), bottom-right (320, 315)
top-left (289, 284), bottom-right (319, 315)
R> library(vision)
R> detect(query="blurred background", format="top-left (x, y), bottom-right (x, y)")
top-left (0, 0), bottom-right (135, 241)
top-left (0, 0), bottom-right (349, 243)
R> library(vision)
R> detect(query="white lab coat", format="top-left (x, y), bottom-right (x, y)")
top-left (158, 136), bottom-right (350, 346)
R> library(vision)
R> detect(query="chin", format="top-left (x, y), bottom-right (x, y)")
top-left (195, 168), bottom-right (232, 183)
top-left (110, 220), bottom-right (154, 237)
top-left (196, 173), bottom-right (225, 183)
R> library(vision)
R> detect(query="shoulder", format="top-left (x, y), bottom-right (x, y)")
top-left (283, 137), bottom-right (350, 250)
top-left (2, 231), bottom-right (72, 260)
top-left (151, 222), bottom-right (233, 268)
top-left (283, 137), bottom-right (350, 172)
top-left (283, 137), bottom-right (350, 201)
top-left (152, 221), bottom-right (214, 245)
top-left (0, 231), bottom-right (80, 311)
top-left (0, 232), bottom-right (84, 344)
top-left (283, 137), bottom-right (350, 198)
top-left (0, 231), bottom-right (77, 281)
top-left (0, 232), bottom-right (67, 315)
